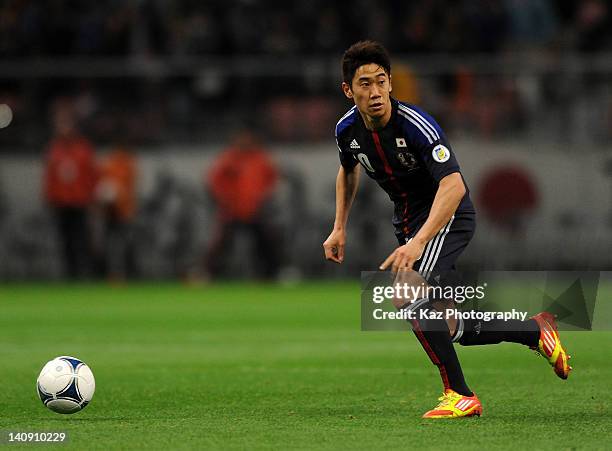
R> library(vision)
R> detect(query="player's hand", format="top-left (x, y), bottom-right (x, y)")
top-left (379, 240), bottom-right (426, 273)
top-left (323, 229), bottom-right (346, 264)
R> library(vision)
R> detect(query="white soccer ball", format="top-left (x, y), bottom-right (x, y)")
top-left (36, 356), bottom-right (95, 414)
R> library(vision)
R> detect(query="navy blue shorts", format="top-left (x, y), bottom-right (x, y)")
top-left (395, 213), bottom-right (476, 280)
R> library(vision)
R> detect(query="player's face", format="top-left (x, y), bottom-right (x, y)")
top-left (343, 64), bottom-right (392, 127)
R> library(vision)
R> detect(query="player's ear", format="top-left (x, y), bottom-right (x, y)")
top-left (342, 82), bottom-right (353, 99)
top-left (388, 74), bottom-right (392, 93)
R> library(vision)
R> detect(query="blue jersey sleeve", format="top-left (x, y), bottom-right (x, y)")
top-left (335, 136), bottom-right (357, 169)
top-left (335, 107), bottom-right (358, 169)
top-left (397, 103), bottom-right (461, 182)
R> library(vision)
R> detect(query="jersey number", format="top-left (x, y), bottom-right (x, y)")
top-left (356, 153), bottom-right (375, 172)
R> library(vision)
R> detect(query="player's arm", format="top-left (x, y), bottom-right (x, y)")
top-left (323, 164), bottom-right (361, 263)
top-left (380, 172), bottom-right (465, 272)
top-left (412, 172), bottom-right (465, 247)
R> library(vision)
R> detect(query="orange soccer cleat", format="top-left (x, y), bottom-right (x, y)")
top-left (531, 312), bottom-right (572, 379)
top-left (422, 389), bottom-right (482, 419)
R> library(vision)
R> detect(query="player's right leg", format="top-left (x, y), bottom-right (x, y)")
top-left (395, 215), bottom-right (479, 418)
top-left (398, 292), bottom-right (482, 419)
top-left (421, 389), bottom-right (482, 419)
top-left (393, 270), bottom-right (478, 418)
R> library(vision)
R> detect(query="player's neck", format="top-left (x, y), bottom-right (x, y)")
top-left (360, 100), bottom-right (393, 131)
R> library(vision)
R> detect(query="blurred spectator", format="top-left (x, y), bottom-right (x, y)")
top-left (504, 0), bottom-right (558, 48)
top-left (262, 12), bottom-right (299, 55)
top-left (463, 0), bottom-right (509, 52)
top-left (575, 0), bottom-right (610, 52)
top-left (95, 142), bottom-right (137, 281)
top-left (204, 130), bottom-right (280, 280)
top-left (43, 103), bottom-right (97, 279)
top-left (311, 8), bottom-right (342, 53)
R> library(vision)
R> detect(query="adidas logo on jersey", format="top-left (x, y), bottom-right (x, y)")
top-left (350, 139), bottom-right (360, 149)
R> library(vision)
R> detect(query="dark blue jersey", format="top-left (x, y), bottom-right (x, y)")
top-left (335, 98), bottom-right (475, 237)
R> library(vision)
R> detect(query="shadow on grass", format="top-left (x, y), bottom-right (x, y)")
top-left (39, 416), bottom-right (132, 423)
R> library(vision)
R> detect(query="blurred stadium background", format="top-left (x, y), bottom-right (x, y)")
top-left (2, 3), bottom-right (611, 448)
top-left (0, 0), bottom-right (611, 281)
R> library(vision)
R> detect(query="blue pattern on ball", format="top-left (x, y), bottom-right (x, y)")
top-left (37, 382), bottom-right (54, 405)
top-left (60, 357), bottom-right (83, 371)
top-left (57, 378), bottom-right (83, 402)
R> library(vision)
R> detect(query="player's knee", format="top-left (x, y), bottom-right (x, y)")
top-left (391, 270), bottom-right (428, 309)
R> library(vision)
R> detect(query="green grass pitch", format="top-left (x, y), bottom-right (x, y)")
top-left (0, 282), bottom-right (610, 450)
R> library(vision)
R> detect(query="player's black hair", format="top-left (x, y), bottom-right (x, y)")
top-left (341, 40), bottom-right (391, 86)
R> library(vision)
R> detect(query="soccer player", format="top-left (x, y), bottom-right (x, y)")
top-left (323, 41), bottom-right (572, 418)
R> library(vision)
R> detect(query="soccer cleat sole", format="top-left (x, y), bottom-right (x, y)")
top-left (422, 401), bottom-right (483, 419)
top-left (422, 407), bottom-right (482, 419)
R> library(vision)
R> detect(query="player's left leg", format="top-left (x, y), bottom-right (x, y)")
top-left (530, 312), bottom-right (572, 379)
top-left (457, 312), bottom-right (572, 379)
top-left (454, 315), bottom-right (540, 348)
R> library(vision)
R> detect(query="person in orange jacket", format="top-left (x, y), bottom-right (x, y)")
top-left (95, 142), bottom-right (137, 280)
top-left (43, 110), bottom-right (96, 279)
top-left (205, 129), bottom-right (280, 279)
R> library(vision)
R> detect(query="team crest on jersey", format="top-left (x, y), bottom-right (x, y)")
top-left (396, 152), bottom-right (418, 169)
top-left (396, 137), bottom-right (407, 148)
top-left (432, 144), bottom-right (450, 163)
